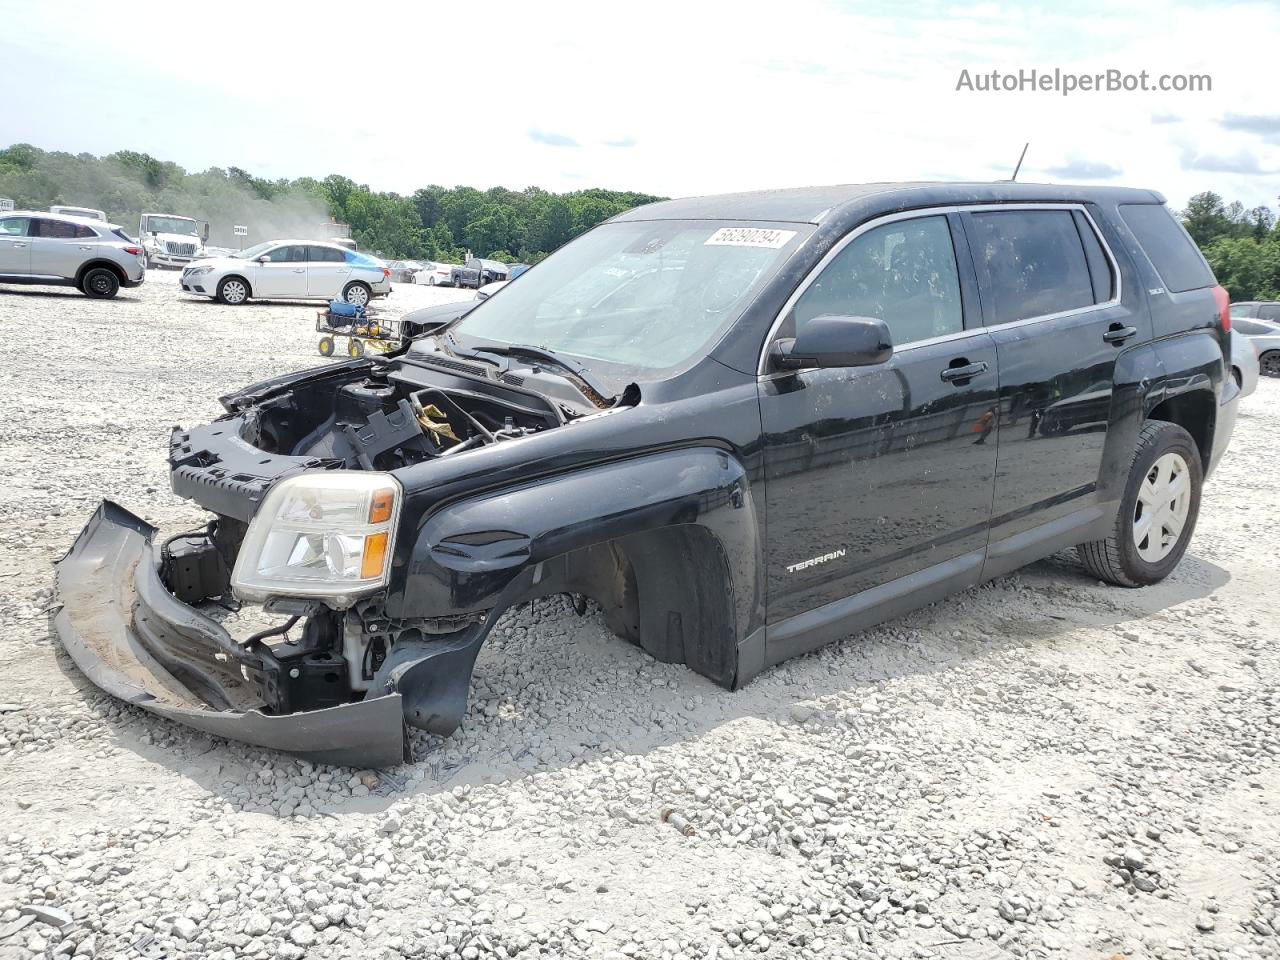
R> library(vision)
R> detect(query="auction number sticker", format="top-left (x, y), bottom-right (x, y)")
top-left (704, 227), bottom-right (797, 249)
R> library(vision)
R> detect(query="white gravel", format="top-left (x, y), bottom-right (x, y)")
top-left (0, 271), bottom-right (1278, 960)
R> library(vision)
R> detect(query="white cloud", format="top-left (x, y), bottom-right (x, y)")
top-left (2, 0), bottom-right (1279, 209)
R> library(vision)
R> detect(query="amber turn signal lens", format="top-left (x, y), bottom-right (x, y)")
top-left (368, 489), bottom-right (395, 524)
top-left (360, 532), bottom-right (389, 579)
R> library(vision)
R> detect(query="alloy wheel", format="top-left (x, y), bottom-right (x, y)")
top-left (346, 284), bottom-right (370, 306)
top-left (1262, 351), bottom-right (1280, 378)
top-left (1132, 451), bottom-right (1191, 562)
top-left (223, 280), bottom-right (247, 304)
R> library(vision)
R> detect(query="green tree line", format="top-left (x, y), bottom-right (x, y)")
top-left (0, 143), bottom-right (664, 263)
top-left (1180, 191), bottom-right (1280, 302)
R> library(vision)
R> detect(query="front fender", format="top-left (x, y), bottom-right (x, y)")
top-left (387, 447), bottom-right (762, 643)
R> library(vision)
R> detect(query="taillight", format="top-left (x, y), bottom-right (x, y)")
top-left (124, 246), bottom-right (141, 255)
top-left (382, 267), bottom-right (390, 277)
top-left (1212, 285), bottom-right (1231, 332)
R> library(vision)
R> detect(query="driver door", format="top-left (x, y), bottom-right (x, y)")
top-left (758, 213), bottom-right (999, 650)
top-left (254, 244), bottom-right (308, 298)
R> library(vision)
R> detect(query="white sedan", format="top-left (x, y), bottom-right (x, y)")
top-left (179, 240), bottom-right (391, 306)
top-left (415, 261), bottom-right (457, 286)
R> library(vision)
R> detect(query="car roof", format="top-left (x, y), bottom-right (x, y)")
top-left (264, 239), bottom-right (351, 248)
top-left (6, 209), bottom-right (124, 230)
top-left (610, 181), bottom-right (1167, 225)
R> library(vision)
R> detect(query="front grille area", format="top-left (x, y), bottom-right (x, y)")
top-left (166, 242), bottom-right (197, 257)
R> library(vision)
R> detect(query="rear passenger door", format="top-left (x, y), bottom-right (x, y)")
top-left (962, 205), bottom-right (1144, 571)
top-left (0, 216), bottom-right (31, 275)
top-left (29, 217), bottom-right (97, 279)
top-left (306, 245), bottom-right (350, 298)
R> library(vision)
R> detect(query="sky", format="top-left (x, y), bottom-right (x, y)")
top-left (3, 0), bottom-right (1280, 210)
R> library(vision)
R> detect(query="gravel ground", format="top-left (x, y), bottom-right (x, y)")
top-left (0, 272), bottom-right (1277, 960)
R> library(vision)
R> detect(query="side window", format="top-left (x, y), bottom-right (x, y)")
top-left (1072, 210), bottom-right (1114, 302)
top-left (74, 224), bottom-right (98, 239)
top-left (33, 218), bottom-right (80, 239)
top-left (322, 246), bottom-right (347, 262)
top-left (1260, 304), bottom-right (1280, 322)
top-left (265, 245), bottom-right (303, 263)
top-left (304, 246), bottom-right (330, 262)
top-left (0, 217), bottom-right (30, 237)
top-left (967, 210), bottom-right (1095, 325)
top-left (1229, 304), bottom-right (1257, 319)
top-left (1119, 203), bottom-right (1215, 293)
top-left (793, 215), bottom-right (962, 346)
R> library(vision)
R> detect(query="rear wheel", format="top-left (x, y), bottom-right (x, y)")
top-left (217, 276), bottom-right (250, 305)
top-left (318, 336), bottom-right (335, 357)
top-left (348, 338), bottom-right (365, 357)
top-left (1077, 420), bottom-right (1202, 587)
top-left (428, 276), bottom-right (436, 286)
top-left (1260, 350), bottom-right (1280, 378)
top-left (343, 281), bottom-right (371, 307)
top-left (82, 267), bottom-right (119, 299)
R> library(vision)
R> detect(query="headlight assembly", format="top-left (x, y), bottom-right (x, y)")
top-left (231, 472), bottom-right (401, 607)
top-left (186, 265), bottom-right (214, 277)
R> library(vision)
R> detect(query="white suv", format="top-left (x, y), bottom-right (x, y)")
top-left (180, 240), bottom-right (391, 306)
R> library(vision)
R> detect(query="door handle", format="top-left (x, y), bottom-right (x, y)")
top-left (940, 360), bottom-right (989, 383)
top-left (293, 268), bottom-right (305, 273)
top-left (79, 245), bottom-right (93, 251)
top-left (11, 241), bottom-right (26, 248)
top-left (1103, 324), bottom-right (1137, 344)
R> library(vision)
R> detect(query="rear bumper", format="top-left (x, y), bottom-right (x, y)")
top-left (53, 502), bottom-right (411, 767)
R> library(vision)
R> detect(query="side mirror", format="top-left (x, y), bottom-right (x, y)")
top-left (257, 255), bottom-right (270, 263)
top-left (771, 315), bottom-right (893, 371)
top-left (201, 223), bottom-right (210, 242)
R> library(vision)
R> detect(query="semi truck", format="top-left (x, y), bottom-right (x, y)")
top-left (139, 212), bottom-right (210, 269)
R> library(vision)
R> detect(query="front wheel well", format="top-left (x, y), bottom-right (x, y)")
top-left (552, 526), bottom-right (739, 689)
top-left (1147, 389), bottom-right (1214, 469)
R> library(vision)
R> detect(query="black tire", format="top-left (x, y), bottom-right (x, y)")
top-left (216, 276), bottom-right (250, 305)
top-left (81, 267), bottom-right (120, 299)
top-left (348, 338), bottom-right (365, 358)
top-left (318, 336), bottom-right (335, 357)
top-left (1260, 350), bottom-right (1280, 378)
top-left (342, 281), bottom-right (372, 307)
top-left (428, 276), bottom-right (436, 286)
top-left (1077, 420), bottom-right (1202, 587)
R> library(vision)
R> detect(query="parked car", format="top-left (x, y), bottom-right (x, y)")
top-left (450, 257), bottom-right (508, 289)
top-left (179, 240), bottom-right (391, 306)
top-left (415, 261), bottom-right (456, 286)
top-left (50, 204), bottom-right (107, 222)
top-left (0, 210), bottom-right (145, 298)
top-left (386, 260), bottom-right (422, 284)
top-left (55, 182), bottom-right (1239, 766)
top-left (1229, 301), bottom-right (1280, 323)
top-left (1230, 329), bottom-right (1260, 397)
top-left (474, 280), bottom-right (508, 301)
top-left (1230, 310), bottom-right (1280, 378)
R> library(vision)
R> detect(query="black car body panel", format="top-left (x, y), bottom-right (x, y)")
top-left (54, 181), bottom-right (1237, 765)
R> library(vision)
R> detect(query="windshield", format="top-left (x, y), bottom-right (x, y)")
top-left (144, 216), bottom-right (198, 236)
top-left (441, 220), bottom-right (806, 373)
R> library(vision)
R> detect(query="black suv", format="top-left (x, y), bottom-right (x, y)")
top-left (56, 182), bottom-right (1238, 766)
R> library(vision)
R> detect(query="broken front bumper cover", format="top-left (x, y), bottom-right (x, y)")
top-left (53, 502), bottom-right (487, 767)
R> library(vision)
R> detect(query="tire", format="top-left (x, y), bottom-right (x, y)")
top-left (216, 276), bottom-right (250, 305)
top-left (343, 281), bottom-right (371, 307)
top-left (1260, 350), bottom-right (1280, 378)
top-left (318, 336), bottom-right (335, 357)
top-left (82, 267), bottom-right (120, 299)
top-left (348, 338), bottom-right (365, 358)
top-left (428, 276), bottom-right (436, 286)
top-left (1077, 420), bottom-right (1202, 587)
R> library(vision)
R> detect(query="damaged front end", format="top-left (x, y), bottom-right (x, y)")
top-left (55, 352), bottom-right (623, 766)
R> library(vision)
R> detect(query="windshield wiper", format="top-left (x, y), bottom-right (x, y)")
top-left (473, 344), bottom-right (616, 405)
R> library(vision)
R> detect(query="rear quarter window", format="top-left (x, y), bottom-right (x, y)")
top-left (1119, 203), bottom-right (1215, 294)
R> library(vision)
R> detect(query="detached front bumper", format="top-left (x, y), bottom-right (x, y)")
top-left (53, 502), bottom-right (483, 767)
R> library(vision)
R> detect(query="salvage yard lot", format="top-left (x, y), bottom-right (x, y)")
top-left (0, 273), bottom-right (1277, 959)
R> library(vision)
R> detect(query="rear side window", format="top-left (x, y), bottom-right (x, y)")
top-left (1229, 304), bottom-right (1257, 318)
top-left (315, 246), bottom-right (346, 262)
top-left (32, 218), bottom-right (82, 239)
top-left (966, 210), bottom-right (1096, 325)
top-left (0, 217), bottom-right (29, 236)
top-left (793, 214), bottom-right (963, 345)
top-left (1258, 304), bottom-right (1280, 322)
top-left (1119, 203), bottom-right (1215, 293)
